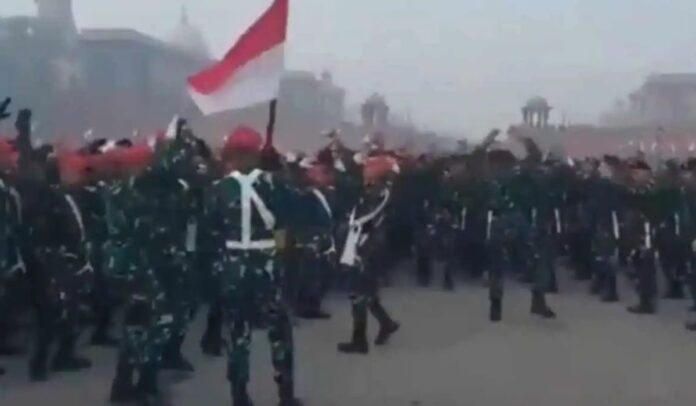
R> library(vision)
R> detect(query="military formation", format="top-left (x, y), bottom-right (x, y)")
top-left (2, 95), bottom-right (696, 406)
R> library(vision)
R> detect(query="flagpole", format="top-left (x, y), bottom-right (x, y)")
top-left (265, 98), bottom-right (278, 149)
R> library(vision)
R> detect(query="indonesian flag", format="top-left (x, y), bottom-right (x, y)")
top-left (188, 0), bottom-right (288, 115)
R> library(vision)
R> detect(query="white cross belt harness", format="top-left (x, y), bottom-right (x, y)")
top-left (225, 169), bottom-right (276, 251)
top-left (340, 189), bottom-right (390, 267)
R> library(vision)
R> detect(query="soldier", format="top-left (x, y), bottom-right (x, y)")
top-left (107, 144), bottom-right (172, 404)
top-left (653, 162), bottom-right (687, 299)
top-left (27, 151), bottom-right (94, 381)
top-left (74, 147), bottom-right (118, 347)
top-left (679, 159), bottom-right (696, 331)
top-left (337, 155), bottom-right (400, 354)
top-left (625, 160), bottom-right (659, 315)
top-left (0, 98), bottom-right (23, 373)
top-left (147, 122), bottom-right (201, 374)
top-left (206, 126), bottom-right (302, 406)
top-left (291, 160), bottom-right (335, 320)
top-left (485, 150), bottom-right (556, 322)
top-left (588, 160), bottom-right (622, 302)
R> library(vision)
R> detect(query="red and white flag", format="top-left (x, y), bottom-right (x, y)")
top-left (188, 0), bottom-right (288, 115)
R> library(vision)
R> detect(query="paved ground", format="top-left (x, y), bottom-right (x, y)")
top-left (2, 270), bottom-right (696, 406)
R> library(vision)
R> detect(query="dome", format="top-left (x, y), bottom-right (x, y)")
top-left (525, 96), bottom-right (550, 109)
top-left (168, 7), bottom-right (210, 59)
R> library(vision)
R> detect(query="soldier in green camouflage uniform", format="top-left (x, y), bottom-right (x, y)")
top-left (206, 127), bottom-right (302, 406)
top-left (107, 145), bottom-right (172, 404)
top-left (75, 174), bottom-right (119, 347)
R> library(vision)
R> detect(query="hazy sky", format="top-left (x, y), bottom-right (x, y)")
top-left (5, 0), bottom-right (696, 137)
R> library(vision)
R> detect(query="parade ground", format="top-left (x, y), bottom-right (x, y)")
top-left (2, 271), bottom-right (696, 406)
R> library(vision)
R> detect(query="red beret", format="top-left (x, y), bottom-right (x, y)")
top-left (363, 155), bottom-right (400, 184)
top-left (58, 151), bottom-right (91, 184)
top-left (113, 144), bottom-right (154, 170)
top-left (224, 126), bottom-right (263, 153)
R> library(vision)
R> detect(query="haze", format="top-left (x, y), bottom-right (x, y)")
top-left (4, 0), bottom-right (696, 137)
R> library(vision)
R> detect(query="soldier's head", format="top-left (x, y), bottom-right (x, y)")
top-left (114, 145), bottom-right (154, 178)
top-left (222, 126), bottom-right (263, 172)
top-left (629, 160), bottom-right (652, 186)
top-left (305, 163), bottom-right (334, 191)
top-left (57, 152), bottom-right (89, 187)
top-left (363, 155), bottom-right (399, 195)
top-left (680, 159), bottom-right (696, 186)
top-left (486, 149), bottom-right (517, 177)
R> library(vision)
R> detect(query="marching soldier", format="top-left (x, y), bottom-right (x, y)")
top-left (206, 126), bottom-right (302, 406)
top-left (107, 144), bottom-right (172, 404)
top-left (337, 155), bottom-right (400, 354)
top-left (291, 161), bottom-right (335, 320)
top-left (27, 152), bottom-right (94, 381)
top-left (588, 160), bottom-right (622, 302)
top-left (625, 160), bottom-right (659, 315)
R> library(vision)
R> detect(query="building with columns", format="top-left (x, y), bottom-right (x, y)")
top-left (0, 1), bottom-right (346, 149)
top-left (0, 0), bottom-right (209, 139)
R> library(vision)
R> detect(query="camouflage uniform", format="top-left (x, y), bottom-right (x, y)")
top-left (106, 175), bottom-right (170, 402)
top-left (27, 180), bottom-right (94, 381)
top-left (206, 167), bottom-right (298, 404)
top-left (74, 180), bottom-right (116, 345)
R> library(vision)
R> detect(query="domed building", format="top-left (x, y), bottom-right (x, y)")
top-left (522, 96), bottom-right (552, 128)
top-left (0, 0), bottom-right (209, 139)
top-left (167, 7), bottom-right (211, 60)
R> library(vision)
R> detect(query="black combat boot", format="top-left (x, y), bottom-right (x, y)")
top-left (51, 335), bottom-right (92, 372)
top-left (0, 341), bottom-right (24, 356)
top-left (231, 384), bottom-right (254, 406)
top-left (200, 331), bottom-right (223, 357)
top-left (531, 292), bottom-right (556, 319)
top-left (201, 303), bottom-right (224, 356)
top-left (443, 268), bottom-right (455, 291)
top-left (91, 331), bottom-right (119, 347)
top-left (589, 274), bottom-right (602, 295)
top-left (601, 290), bottom-right (619, 303)
top-left (375, 321), bottom-right (400, 346)
top-left (278, 378), bottom-right (303, 406)
top-left (92, 305), bottom-right (119, 347)
top-left (601, 274), bottom-right (619, 303)
top-left (161, 333), bottom-right (194, 372)
top-left (664, 280), bottom-right (685, 299)
top-left (29, 330), bottom-right (50, 381)
top-left (337, 314), bottom-right (368, 354)
top-left (29, 354), bottom-right (48, 382)
top-left (627, 294), bottom-right (656, 315)
top-left (297, 295), bottom-right (331, 320)
top-left (547, 271), bottom-right (559, 294)
top-left (136, 362), bottom-right (160, 405)
top-left (370, 300), bottom-right (399, 346)
top-left (416, 251), bottom-right (432, 287)
top-left (489, 298), bottom-right (502, 322)
top-left (110, 361), bottom-right (138, 404)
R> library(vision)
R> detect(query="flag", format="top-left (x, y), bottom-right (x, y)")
top-left (188, 0), bottom-right (289, 115)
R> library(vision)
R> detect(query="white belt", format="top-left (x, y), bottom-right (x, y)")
top-left (225, 239), bottom-right (276, 251)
